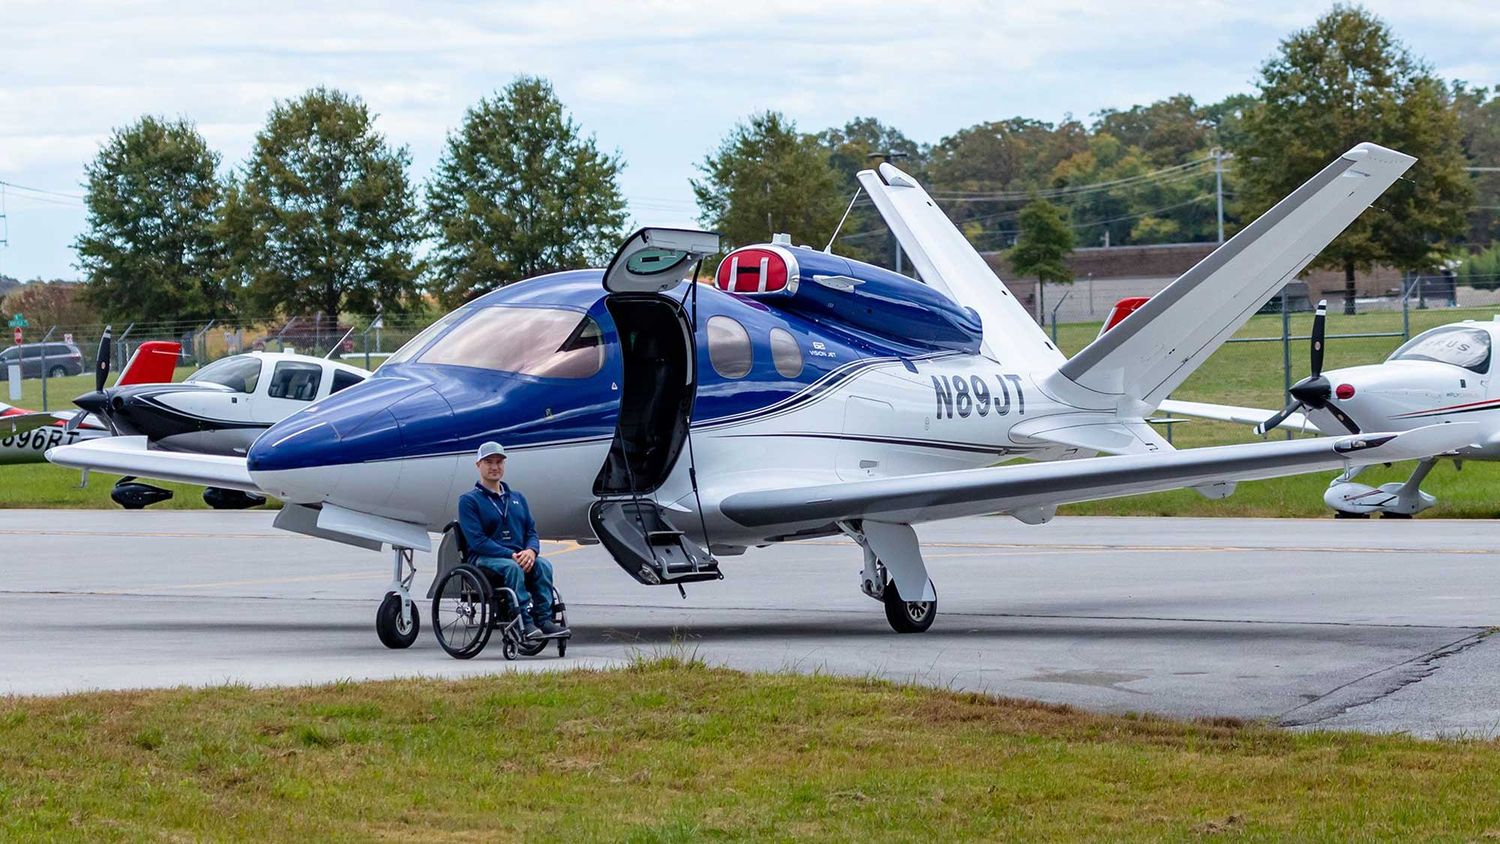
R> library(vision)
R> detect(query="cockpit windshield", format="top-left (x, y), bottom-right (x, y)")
top-left (186, 355), bottom-right (262, 393)
top-left (416, 306), bottom-right (604, 379)
top-left (1388, 327), bottom-right (1492, 374)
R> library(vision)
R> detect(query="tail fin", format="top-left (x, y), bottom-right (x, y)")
top-left (1055, 142), bottom-right (1414, 406)
top-left (115, 341), bottom-right (182, 386)
top-left (857, 164), bottom-right (1066, 370)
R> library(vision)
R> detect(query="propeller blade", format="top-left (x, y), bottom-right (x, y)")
top-left (94, 327), bottom-right (112, 393)
top-left (1255, 399), bottom-right (1304, 437)
top-left (1309, 299), bottom-right (1327, 377)
top-left (1324, 403), bottom-right (1362, 435)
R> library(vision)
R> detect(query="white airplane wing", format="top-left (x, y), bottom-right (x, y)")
top-left (719, 424), bottom-right (1473, 533)
top-left (1157, 399), bottom-right (1318, 435)
top-left (3, 410), bottom-right (89, 436)
top-left (47, 436), bottom-right (260, 493)
top-left (1058, 143), bottom-right (1415, 406)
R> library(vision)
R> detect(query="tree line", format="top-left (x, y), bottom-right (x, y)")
top-left (74, 5), bottom-right (1500, 324)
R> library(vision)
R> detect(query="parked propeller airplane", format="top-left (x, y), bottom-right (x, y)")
top-left (48, 142), bottom-right (1476, 646)
top-left (1162, 302), bottom-right (1500, 517)
top-left (0, 340), bottom-right (180, 465)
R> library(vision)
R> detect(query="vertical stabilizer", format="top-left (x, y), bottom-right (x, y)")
top-left (857, 164), bottom-right (1066, 370)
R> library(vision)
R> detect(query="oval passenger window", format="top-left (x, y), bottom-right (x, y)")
top-left (707, 315), bottom-right (752, 379)
top-left (770, 327), bottom-right (802, 378)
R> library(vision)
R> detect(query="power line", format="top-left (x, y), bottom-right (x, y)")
top-left (0, 179), bottom-right (84, 201)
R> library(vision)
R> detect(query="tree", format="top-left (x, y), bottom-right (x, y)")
top-left (924, 117), bottom-right (1088, 250)
top-left (816, 117), bottom-right (925, 267)
top-left (1093, 94), bottom-right (1211, 165)
top-left (1452, 83), bottom-right (1500, 245)
top-left (1, 281), bottom-right (100, 329)
top-left (1006, 198), bottom-right (1075, 324)
top-left (1239, 5), bottom-right (1473, 314)
top-left (425, 77), bottom-right (627, 309)
top-left (235, 87), bottom-right (425, 318)
top-left (693, 112), bottom-right (845, 250)
top-left (74, 116), bottom-right (227, 323)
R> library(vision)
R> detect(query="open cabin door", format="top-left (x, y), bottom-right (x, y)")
top-left (591, 228), bottom-right (724, 587)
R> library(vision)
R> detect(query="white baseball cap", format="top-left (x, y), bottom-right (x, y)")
top-left (475, 441), bottom-right (507, 462)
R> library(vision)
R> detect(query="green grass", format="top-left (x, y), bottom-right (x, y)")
top-left (6, 661), bottom-right (1500, 840)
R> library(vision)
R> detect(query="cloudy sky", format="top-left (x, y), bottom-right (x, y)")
top-left (1, 0), bottom-right (1496, 280)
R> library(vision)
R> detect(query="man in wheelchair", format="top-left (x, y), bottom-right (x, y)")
top-left (457, 442), bottom-right (570, 640)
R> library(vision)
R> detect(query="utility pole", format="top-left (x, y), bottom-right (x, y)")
top-left (867, 150), bottom-right (910, 275)
top-left (1213, 148), bottom-right (1231, 244)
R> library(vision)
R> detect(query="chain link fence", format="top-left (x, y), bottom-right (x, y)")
top-left (4, 313), bottom-right (443, 410)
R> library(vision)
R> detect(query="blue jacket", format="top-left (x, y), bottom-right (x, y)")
top-left (458, 482), bottom-right (541, 559)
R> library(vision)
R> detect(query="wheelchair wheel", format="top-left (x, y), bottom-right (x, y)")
top-left (432, 565), bottom-right (493, 659)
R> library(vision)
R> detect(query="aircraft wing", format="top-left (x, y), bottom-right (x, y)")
top-left (4, 412), bottom-right (64, 436)
top-left (46, 436), bottom-right (261, 493)
top-left (1157, 399), bottom-right (1318, 434)
top-left (1058, 143), bottom-right (1415, 405)
top-left (719, 424), bottom-right (1474, 533)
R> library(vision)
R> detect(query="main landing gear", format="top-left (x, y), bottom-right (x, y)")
top-left (1325, 458), bottom-right (1439, 519)
top-left (846, 520), bottom-right (939, 633)
top-left (375, 547), bottom-right (420, 649)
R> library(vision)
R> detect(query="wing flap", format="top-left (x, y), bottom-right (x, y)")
top-left (720, 423), bottom-right (1475, 532)
top-left (46, 436), bottom-right (260, 493)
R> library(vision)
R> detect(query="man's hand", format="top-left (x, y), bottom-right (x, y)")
top-left (513, 548), bottom-right (537, 571)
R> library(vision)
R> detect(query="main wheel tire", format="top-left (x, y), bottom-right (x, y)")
top-left (48, 366), bottom-right (67, 378)
top-left (376, 592), bottom-right (420, 649)
top-left (432, 566), bottom-right (493, 659)
top-left (1332, 511), bottom-right (1370, 519)
top-left (883, 579), bottom-right (937, 633)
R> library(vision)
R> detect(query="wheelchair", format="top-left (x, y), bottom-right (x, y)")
top-left (430, 521), bottom-right (571, 661)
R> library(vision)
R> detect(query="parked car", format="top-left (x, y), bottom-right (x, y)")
top-left (0, 342), bottom-right (86, 380)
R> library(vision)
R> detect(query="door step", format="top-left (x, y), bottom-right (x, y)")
top-left (590, 500), bottom-right (721, 586)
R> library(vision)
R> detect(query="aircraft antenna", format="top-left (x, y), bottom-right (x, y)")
top-left (823, 187), bottom-right (863, 253)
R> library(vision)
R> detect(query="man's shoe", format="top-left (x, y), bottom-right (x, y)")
top-left (535, 618), bottom-right (571, 638)
top-left (522, 621), bottom-right (543, 640)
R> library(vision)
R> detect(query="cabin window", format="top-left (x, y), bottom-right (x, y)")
top-left (770, 327), bottom-right (802, 378)
top-left (330, 369), bottom-right (364, 394)
top-left (1388, 327), bottom-right (1491, 374)
top-left (187, 355), bottom-right (262, 393)
top-left (417, 306), bottom-right (604, 379)
top-left (268, 361), bottom-right (323, 401)
top-left (707, 316), bottom-right (752, 378)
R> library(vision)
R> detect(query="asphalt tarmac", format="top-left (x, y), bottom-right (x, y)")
top-left (5, 510), bottom-right (1500, 737)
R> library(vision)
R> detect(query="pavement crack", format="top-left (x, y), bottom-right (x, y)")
top-left (1276, 629), bottom-right (1495, 728)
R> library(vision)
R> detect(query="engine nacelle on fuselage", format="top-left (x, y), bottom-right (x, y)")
top-left (715, 244), bottom-right (983, 356)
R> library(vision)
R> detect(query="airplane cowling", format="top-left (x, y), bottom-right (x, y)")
top-left (715, 244), bottom-right (983, 355)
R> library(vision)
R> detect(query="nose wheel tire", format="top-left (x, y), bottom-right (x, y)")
top-left (883, 579), bottom-right (937, 633)
top-left (376, 591), bottom-right (420, 649)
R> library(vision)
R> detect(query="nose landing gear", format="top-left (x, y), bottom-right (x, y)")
top-left (375, 547), bottom-right (420, 648)
top-left (1325, 458), bottom-right (1438, 519)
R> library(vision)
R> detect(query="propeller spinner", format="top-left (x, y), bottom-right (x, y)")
top-left (1255, 301), bottom-right (1360, 436)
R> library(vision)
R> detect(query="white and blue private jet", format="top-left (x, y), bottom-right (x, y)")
top-left (48, 142), bottom-right (1475, 647)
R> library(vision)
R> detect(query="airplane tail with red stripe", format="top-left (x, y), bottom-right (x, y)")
top-left (115, 341), bottom-right (181, 386)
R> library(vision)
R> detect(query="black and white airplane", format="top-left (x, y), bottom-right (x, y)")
top-left (49, 142), bottom-right (1475, 646)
